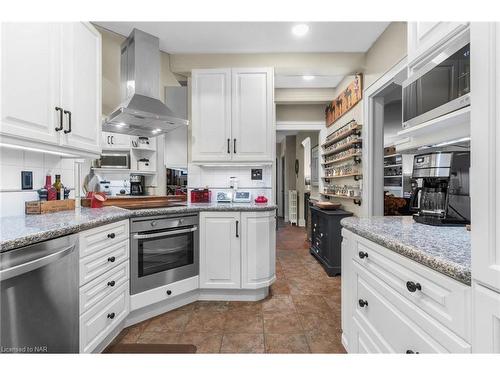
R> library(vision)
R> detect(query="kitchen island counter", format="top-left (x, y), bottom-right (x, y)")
top-left (341, 216), bottom-right (471, 285)
top-left (0, 202), bottom-right (277, 251)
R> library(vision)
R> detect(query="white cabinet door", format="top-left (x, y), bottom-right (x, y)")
top-left (102, 132), bottom-right (131, 150)
top-left (231, 68), bottom-right (274, 162)
top-left (408, 22), bottom-right (469, 67)
top-left (1, 23), bottom-right (61, 145)
top-left (199, 212), bottom-right (241, 289)
top-left (191, 69), bottom-right (232, 162)
top-left (60, 23), bottom-right (101, 154)
top-left (471, 23), bottom-right (500, 291)
top-left (473, 283), bottom-right (500, 353)
top-left (241, 211), bottom-right (276, 289)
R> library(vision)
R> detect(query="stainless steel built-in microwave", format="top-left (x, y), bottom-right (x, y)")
top-left (99, 152), bottom-right (130, 169)
top-left (402, 31), bottom-right (470, 129)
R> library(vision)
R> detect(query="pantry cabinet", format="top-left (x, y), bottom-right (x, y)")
top-left (1, 22), bottom-right (102, 156)
top-left (191, 68), bottom-right (274, 163)
top-left (407, 22), bottom-right (469, 67)
top-left (199, 210), bottom-right (276, 290)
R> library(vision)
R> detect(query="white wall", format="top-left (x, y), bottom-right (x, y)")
top-left (276, 104), bottom-right (326, 122)
top-left (0, 148), bottom-right (75, 217)
top-left (295, 131), bottom-right (319, 226)
top-left (383, 100), bottom-right (403, 146)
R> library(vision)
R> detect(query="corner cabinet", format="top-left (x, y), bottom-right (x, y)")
top-left (1, 22), bottom-right (102, 157)
top-left (199, 211), bottom-right (276, 290)
top-left (191, 68), bottom-right (274, 163)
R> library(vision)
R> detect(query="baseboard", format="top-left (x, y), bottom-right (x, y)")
top-left (198, 287), bottom-right (269, 301)
top-left (341, 333), bottom-right (349, 353)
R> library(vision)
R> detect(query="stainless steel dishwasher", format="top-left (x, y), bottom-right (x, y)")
top-left (0, 234), bottom-right (79, 353)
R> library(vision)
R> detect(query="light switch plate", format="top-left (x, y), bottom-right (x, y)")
top-left (251, 169), bottom-right (263, 180)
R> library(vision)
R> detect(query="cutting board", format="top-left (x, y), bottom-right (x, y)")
top-left (81, 195), bottom-right (186, 209)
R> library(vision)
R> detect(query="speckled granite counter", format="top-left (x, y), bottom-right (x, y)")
top-left (340, 216), bottom-right (471, 285)
top-left (0, 202), bottom-right (276, 251)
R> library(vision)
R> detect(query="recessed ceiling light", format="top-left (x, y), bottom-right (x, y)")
top-left (292, 24), bottom-right (309, 37)
top-left (302, 75), bottom-right (314, 81)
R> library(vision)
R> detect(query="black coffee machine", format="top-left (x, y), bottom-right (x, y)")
top-left (130, 174), bottom-right (145, 196)
top-left (409, 151), bottom-right (470, 226)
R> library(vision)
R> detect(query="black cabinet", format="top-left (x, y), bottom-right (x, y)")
top-left (310, 207), bottom-right (353, 276)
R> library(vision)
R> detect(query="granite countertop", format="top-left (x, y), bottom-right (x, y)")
top-left (0, 202), bottom-right (277, 251)
top-left (341, 216), bottom-right (471, 285)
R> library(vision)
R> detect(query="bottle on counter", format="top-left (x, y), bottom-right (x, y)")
top-left (53, 174), bottom-right (63, 200)
top-left (45, 174), bottom-right (57, 201)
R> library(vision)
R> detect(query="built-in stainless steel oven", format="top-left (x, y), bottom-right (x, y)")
top-left (130, 214), bottom-right (199, 295)
top-left (403, 30), bottom-right (470, 129)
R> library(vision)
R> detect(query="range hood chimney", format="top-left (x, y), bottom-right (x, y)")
top-left (102, 28), bottom-right (188, 137)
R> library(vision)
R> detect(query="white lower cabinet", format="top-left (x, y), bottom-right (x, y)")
top-left (473, 283), bottom-right (500, 353)
top-left (199, 210), bottom-right (276, 290)
top-left (342, 229), bottom-right (471, 353)
top-left (78, 220), bottom-right (130, 353)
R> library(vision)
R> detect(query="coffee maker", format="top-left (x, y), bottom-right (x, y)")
top-left (130, 174), bottom-right (145, 196)
top-left (409, 151), bottom-right (470, 226)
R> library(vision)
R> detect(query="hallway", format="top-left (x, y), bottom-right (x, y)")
top-left (113, 222), bottom-right (345, 353)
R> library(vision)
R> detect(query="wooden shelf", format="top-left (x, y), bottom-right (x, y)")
top-left (384, 164), bottom-right (402, 168)
top-left (322, 139), bottom-right (362, 157)
top-left (131, 147), bottom-right (155, 152)
top-left (322, 153), bottom-right (362, 167)
top-left (320, 192), bottom-right (362, 205)
top-left (384, 175), bottom-right (402, 178)
top-left (92, 168), bottom-right (157, 175)
top-left (322, 173), bottom-right (362, 180)
top-left (384, 153), bottom-right (400, 158)
top-left (322, 123), bottom-right (362, 148)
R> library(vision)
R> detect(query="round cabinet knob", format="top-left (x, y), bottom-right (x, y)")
top-left (358, 299), bottom-right (369, 308)
top-left (406, 281), bottom-right (422, 293)
top-left (358, 251), bottom-right (369, 259)
top-left (107, 256), bottom-right (116, 263)
top-left (107, 280), bottom-right (116, 287)
top-left (166, 290), bottom-right (172, 296)
top-left (107, 233), bottom-right (116, 239)
top-left (107, 313), bottom-right (115, 319)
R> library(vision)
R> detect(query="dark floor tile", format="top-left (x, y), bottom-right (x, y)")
top-left (220, 334), bottom-right (265, 353)
top-left (264, 333), bottom-right (310, 353)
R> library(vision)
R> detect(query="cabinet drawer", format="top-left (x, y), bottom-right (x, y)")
top-left (80, 260), bottom-right (129, 314)
top-left (352, 235), bottom-right (471, 341)
top-left (353, 261), bottom-right (470, 353)
top-left (80, 283), bottom-right (129, 353)
top-left (79, 239), bottom-right (129, 286)
top-left (130, 276), bottom-right (199, 311)
top-left (79, 220), bottom-right (129, 258)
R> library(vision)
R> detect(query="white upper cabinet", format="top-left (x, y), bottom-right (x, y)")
top-left (60, 23), bottom-right (101, 154)
top-left (101, 131), bottom-right (131, 150)
top-left (191, 69), bottom-right (232, 162)
top-left (191, 67), bottom-right (274, 162)
top-left (231, 68), bottom-right (274, 162)
top-left (1, 22), bottom-right (102, 157)
top-left (408, 22), bottom-right (469, 68)
top-left (1, 23), bottom-right (61, 145)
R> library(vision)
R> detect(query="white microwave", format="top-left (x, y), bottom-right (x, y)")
top-left (99, 152), bottom-right (130, 169)
top-left (402, 30), bottom-right (470, 129)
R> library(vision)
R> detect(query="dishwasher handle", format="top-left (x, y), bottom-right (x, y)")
top-left (0, 244), bottom-right (76, 281)
top-left (133, 226), bottom-right (198, 240)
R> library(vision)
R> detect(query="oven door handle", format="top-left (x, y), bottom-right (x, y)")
top-left (133, 226), bottom-right (198, 240)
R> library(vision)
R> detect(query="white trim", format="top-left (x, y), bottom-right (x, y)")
top-left (298, 218), bottom-right (306, 227)
top-left (276, 121), bottom-right (324, 131)
top-left (362, 57), bottom-right (408, 217)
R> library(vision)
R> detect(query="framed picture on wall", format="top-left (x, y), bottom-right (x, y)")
top-left (311, 145), bottom-right (319, 187)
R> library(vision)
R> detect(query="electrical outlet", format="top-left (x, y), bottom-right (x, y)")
top-left (251, 169), bottom-right (263, 180)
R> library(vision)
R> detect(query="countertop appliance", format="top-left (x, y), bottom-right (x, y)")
top-left (216, 191), bottom-right (232, 203)
top-left (403, 30), bottom-right (470, 129)
top-left (233, 191), bottom-right (251, 203)
top-left (190, 188), bottom-right (211, 203)
top-left (102, 29), bottom-right (188, 136)
top-left (409, 151), bottom-right (470, 226)
top-left (137, 158), bottom-right (153, 172)
top-left (99, 151), bottom-right (130, 169)
top-left (0, 235), bottom-right (78, 353)
top-left (130, 214), bottom-right (199, 295)
top-left (130, 174), bottom-right (145, 196)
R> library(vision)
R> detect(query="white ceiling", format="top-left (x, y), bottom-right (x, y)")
top-left (94, 22), bottom-right (389, 54)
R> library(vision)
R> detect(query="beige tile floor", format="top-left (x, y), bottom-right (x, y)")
top-left (111, 221), bottom-right (345, 353)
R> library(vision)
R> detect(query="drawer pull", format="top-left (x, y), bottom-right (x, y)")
top-left (406, 281), bottom-right (422, 293)
top-left (166, 290), bottom-right (172, 296)
top-left (406, 350), bottom-right (419, 354)
top-left (358, 299), bottom-right (368, 308)
top-left (107, 280), bottom-right (116, 287)
top-left (107, 313), bottom-right (115, 320)
top-left (107, 233), bottom-right (116, 239)
top-left (107, 256), bottom-right (116, 263)
top-left (358, 251), bottom-right (369, 259)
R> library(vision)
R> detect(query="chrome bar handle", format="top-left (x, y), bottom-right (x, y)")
top-left (132, 226), bottom-right (198, 240)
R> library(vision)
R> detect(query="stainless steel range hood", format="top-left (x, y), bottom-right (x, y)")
top-left (102, 28), bottom-right (188, 136)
